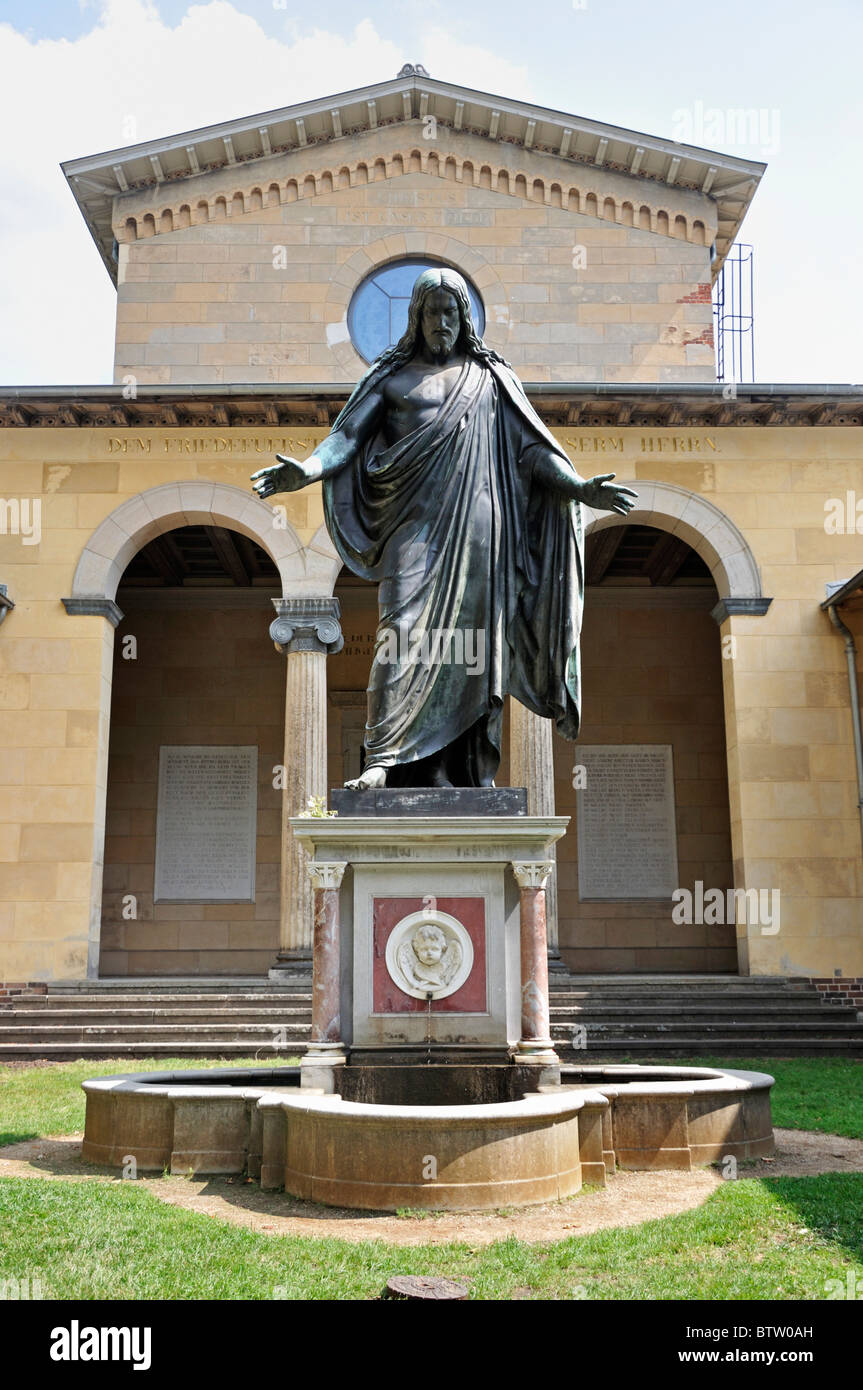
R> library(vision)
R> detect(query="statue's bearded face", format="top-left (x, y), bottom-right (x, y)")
top-left (420, 289), bottom-right (461, 357)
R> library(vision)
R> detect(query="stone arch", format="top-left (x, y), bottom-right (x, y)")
top-left (70, 481), bottom-right (308, 602)
top-left (583, 479), bottom-right (764, 601)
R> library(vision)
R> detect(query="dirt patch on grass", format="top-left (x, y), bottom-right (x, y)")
top-left (1, 1127), bottom-right (860, 1246)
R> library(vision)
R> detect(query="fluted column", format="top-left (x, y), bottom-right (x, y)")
top-left (269, 597), bottom-right (342, 977)
top-left (512, 860), bottom-right (558, 1067)
top-left (509, 699), bottom-right (561, 966)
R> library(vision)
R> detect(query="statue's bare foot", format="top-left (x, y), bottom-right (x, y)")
top-left (344, 764), bottom-right (387, 790)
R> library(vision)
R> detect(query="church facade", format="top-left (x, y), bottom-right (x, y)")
top-left (1, 71), bottom-right (861, 990)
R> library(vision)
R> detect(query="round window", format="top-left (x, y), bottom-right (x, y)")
top-left (347, 258), bottom-right (486, 364)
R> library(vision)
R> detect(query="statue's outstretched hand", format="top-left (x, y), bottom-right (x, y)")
top-left (251, 454), bottom-right (321, 499)
top-left (580, 473), bottom-right (638, 516)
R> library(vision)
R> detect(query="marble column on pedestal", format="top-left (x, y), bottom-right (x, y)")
top-left (302, 859), bottom-right (348, 1088)
top-left (268, 597), bottom-right (342, 978)
top-left (511, 859), bottom-right (558, 1070)
top-left (509, 699), bottom-right (564, 970)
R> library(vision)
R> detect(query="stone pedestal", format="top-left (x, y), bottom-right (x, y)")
top-left (509, 699), bottom-right (564, 970)
top-left (268, 598), bottom-right (342, 980)
top-left (291, 793), bottom-right (568, 1085)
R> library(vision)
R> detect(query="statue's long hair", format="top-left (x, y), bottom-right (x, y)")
top-left (375, 266), bottom-right (509, 372)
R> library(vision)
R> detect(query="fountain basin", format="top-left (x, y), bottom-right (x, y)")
top-left (81, 1063), bottom-right (774, 1211)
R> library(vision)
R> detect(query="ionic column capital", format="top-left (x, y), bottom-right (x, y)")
top-left (307, 861), bottom-right (347, 890)
top-left (512, 860), bottom-right (555, 890)
top-left (270, 596), bottom-right (343, 655)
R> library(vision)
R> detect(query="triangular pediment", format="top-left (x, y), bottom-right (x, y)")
top-left (63, 69), bottom-right (764, 282)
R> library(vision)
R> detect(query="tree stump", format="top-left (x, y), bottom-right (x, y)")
top-left (382, 1276), bottom-right (469, 1301)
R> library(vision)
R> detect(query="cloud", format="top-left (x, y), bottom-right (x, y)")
top-left (0, 0), bottom-right (530, 384)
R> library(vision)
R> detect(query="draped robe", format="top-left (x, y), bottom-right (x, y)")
top-left (323, 352), bottom-right (585, 786)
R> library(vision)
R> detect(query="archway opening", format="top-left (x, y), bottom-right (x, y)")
top-left (98, 525), bottom-right (284, 978)
top-left (553, 523), bottom-right (736, 975)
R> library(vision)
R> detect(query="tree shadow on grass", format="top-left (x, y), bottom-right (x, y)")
top-left (756, 1172), bottom-right (863, 1267)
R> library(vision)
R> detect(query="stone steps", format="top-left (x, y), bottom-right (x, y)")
top-left (0, 1023), bottom-right (311, 1045)
top-left (0, 1041), bottom-right (302, 1060)
top-left (548, 975), bottom-right (863, 1054)
top-left (3, 974), bottom-right (860, 1059)
top-left (0, 980), bottom-right (314, 1058)
top-left (550, 987), bottom-right (819, 1000)
top-left (547, 1006), bottom-right (839, 1017)
top-left (552, 1019), bottom-right (863, 1037)
top-left (555, 1038), bottom-right (862, 1057)
top-left (4, 1003), bottom-right (310, 1018)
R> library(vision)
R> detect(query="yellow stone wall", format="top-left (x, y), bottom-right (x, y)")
top-left (113, 125), bottom-right (716, 386)
top-left (1, 422), bottom-right (862, 980)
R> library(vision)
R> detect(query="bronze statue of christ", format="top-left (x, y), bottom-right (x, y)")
top-left (251, 267), bottom-right (636, 790)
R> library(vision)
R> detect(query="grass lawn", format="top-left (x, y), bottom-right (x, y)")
top-left (0, 1171), bottom-right (860, 1300)
top-left (0, 1054), bottom-right (861, 1300)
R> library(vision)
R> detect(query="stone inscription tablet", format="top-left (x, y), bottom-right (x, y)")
top-left (154, 746), bottom-right (257, 902)
top-left (576, 745), bottom-right (678, 900)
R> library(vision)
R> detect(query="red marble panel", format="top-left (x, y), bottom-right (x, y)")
top-left (372, 896), bottom-right (487, 1014)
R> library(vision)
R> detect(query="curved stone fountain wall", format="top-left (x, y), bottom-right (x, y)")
top-left (82, 1064), bottom-right (774, 1211)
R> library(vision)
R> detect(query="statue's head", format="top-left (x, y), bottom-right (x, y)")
top-left (407, 267), bottom-right (474, 357)
top-left (377, 265), bottom-right (506, 371)
top-left (412, 922), bottom-right (447, 967)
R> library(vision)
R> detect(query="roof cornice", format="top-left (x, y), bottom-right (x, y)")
top-left (61, 72), bottom-right (764, 283)
top-left (1, 383), bottom-right (859, 430)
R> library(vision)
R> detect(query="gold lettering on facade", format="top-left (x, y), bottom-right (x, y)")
top-left (103, 436), bottom-right (319, 456)
top-left (563, 435), bottom-right (719, 454)
top-left (565, 437), bottom-right (624, 453)
top-left (106, 437), bottom-right (152, 454)
top-left (101, 432), bottom-right (720, 457)
top-left (638, 436), bottom-right (719, 453)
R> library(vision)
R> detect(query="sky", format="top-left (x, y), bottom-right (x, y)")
top-left (0, 0), bottom-right (860, 385)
